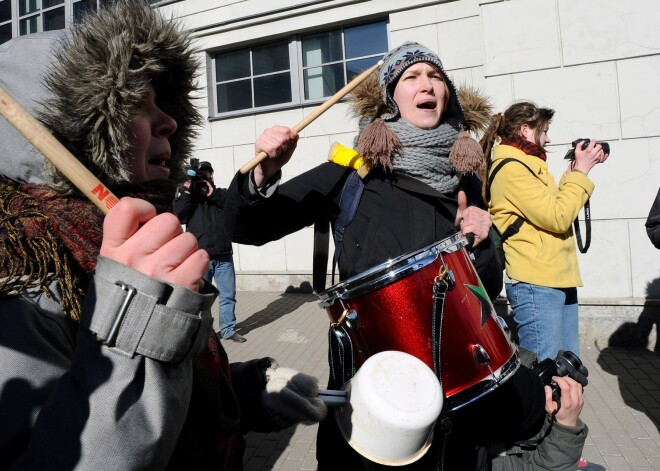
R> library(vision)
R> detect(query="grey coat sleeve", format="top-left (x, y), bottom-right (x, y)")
top-left (489, 417), bottom-right (588, 471)
top-left (3, 257), bottom-right (216, 471)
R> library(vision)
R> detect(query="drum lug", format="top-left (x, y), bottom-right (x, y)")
top-left (472, 344), bottom-right (491, 366)
top-left (345, 309), bottom-right (360, 330)
top-left (496, 316), bottom-right (510, 334)
top-left (446, 269), bottom-right (455, 290)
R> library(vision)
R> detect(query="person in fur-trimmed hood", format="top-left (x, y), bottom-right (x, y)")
top-left (0, 1), bottom-right (327, 470)
top-left (223, 41), bottom-right (589, 470)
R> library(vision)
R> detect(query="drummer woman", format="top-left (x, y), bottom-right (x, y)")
top-left (225, 42), bottom-right (547, 469)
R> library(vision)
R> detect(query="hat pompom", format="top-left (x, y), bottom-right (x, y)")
top-left (356, 119), bottom-right (402, 171)
top-left (449, 129), bottom-right (485, 175)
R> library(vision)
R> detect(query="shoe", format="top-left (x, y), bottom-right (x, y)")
top-left (226, 332), bottom-right (247, 343)
top-left (577, 457), bottom-right (606, 471)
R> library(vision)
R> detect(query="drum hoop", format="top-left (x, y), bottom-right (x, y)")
top-left (318, 232), bottom-right (468, 307)
top-left (444, 352), bottom-right (521, 412)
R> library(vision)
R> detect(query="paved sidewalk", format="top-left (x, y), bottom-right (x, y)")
top-left (220, 291), bottom-right (660, 471)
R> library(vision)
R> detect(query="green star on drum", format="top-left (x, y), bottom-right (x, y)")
top-left (466, 281), bottom-right (493, 327)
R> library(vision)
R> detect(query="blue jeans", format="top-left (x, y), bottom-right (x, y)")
top-left (204, 254), bottom-right (237, 339)
top-left (505, 282), bottom-right (579, 361)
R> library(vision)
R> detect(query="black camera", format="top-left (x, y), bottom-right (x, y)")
top-left (564, 138), bottom-right (610, 161)
top-left (186, 158), bottom-right (211, 195)
top-left (533, 350), bottom-right (589, 402)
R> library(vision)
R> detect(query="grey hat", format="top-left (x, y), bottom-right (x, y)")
top-left (378, 41), bottom-right (464, 128)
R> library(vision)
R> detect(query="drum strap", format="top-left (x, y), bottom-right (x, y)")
top-left (432, 276), bottom-right (449, 381)
top-left (327, 326), bottom-right (354, 388)
top-left (312, 170), bottom-right (364, 293)
top-left (432, 270), bottom-right (454, 471)
top-left (332, 170), bottom-right (365, 280)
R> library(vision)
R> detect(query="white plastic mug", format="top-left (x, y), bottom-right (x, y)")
top-left (327, 350), bottom-right (444, 466)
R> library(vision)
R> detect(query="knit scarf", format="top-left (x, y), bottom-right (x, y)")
top-left (501, 137), bottom-right (547, 161)
top-left (0, 176), bottom-right (178, 321)
top-left (387, 120), bottom-right (460, 194)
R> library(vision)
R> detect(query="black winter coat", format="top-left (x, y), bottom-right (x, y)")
top-left (646, 187), bottom-right (660, 250)
top-left (174, 186), bottom-right (232, 257)
top-left (225, 162), bottom-right (503, 299)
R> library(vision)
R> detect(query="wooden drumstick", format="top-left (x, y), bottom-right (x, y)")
top-left (0, 85), bottom-right (119, 214)
top-left (239, 60), bottom-right (383, 174)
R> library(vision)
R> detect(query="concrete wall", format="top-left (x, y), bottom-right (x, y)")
top-left (159, 0), bottom-right (660, 348)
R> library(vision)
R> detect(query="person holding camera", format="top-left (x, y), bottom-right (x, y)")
top-left (174, 161), bottom-right (245, 342)
top-left (481, 101), bottom-right (608, 361)
top-left (481, 101), bottom-right (607, 471)
top-left (488, 349), bottom-right (590, 471)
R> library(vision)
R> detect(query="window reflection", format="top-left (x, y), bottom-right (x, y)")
top-left (19, 15), bottom-right (40, 35)
top-left (344, 21), bottom-right (388, 59)
top-left (19, 0), bottom-right (39, 16)
top-left (253, 42), bottom-right (289, 75)
top-left (44, 6), bottom-right (64, 31)
top-left (0, 0), bottom-right (11, 23)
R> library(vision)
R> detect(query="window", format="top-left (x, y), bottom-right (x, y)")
top-left (0, 1), bottom-right (11, 44)
top-left (0, 0), bottom-right (118, 45)
top-left (215, 40), bottom-right (293, 113)
top-left (212, 19), bottom-right (388, 117)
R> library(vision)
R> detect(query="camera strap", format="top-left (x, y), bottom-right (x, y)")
top-left (573, 199), bottom-right (591, 253)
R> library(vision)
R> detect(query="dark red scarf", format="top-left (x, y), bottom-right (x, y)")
top-left (0, 177), bottom-right (178, 320)
top-left (501, 137), bottom-right (547, 161)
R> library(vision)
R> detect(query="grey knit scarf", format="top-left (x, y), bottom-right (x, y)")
top-left (387, 119), bottom-right (460, 194)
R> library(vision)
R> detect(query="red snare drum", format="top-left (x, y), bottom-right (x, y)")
top-left (318, 232), bottom-right (519, 412)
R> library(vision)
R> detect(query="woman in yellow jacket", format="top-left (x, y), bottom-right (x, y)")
top-left (481, 101), bottom-right (608, 363)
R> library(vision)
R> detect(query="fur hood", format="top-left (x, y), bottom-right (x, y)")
top-left (39, 0), bottom-right (201, 195)
top-left (348, 72), bottom-right (493, 136)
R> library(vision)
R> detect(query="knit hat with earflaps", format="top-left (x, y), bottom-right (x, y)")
top-left (352, 41), bottom-right (488, 175)
top-left (39, 0), bottom-right (202, 196)
top-left (379, 41), bottom-right (463, 128)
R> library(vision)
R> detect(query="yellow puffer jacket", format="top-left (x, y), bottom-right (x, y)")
top-left (488, 144), bottom-right (594, 287)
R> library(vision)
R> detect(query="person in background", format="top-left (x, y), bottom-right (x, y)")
top-left (481, 101), bottom-right (608, 471)
top-left (224, 41), bottom-right (586, 471)
top-left (0, 2), bottom-right (325, 469)
top-left (645, 186), bottom-right (660, 249)
top-left (174, 161), bottom-right (244, 343)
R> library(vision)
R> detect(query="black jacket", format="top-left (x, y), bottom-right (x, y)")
top-left (225, 162), bottom-right (502, 299)
top-left (646, 187), bottom-right (660, 250)
top-left (174, 186), bottom-right (232, 257)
